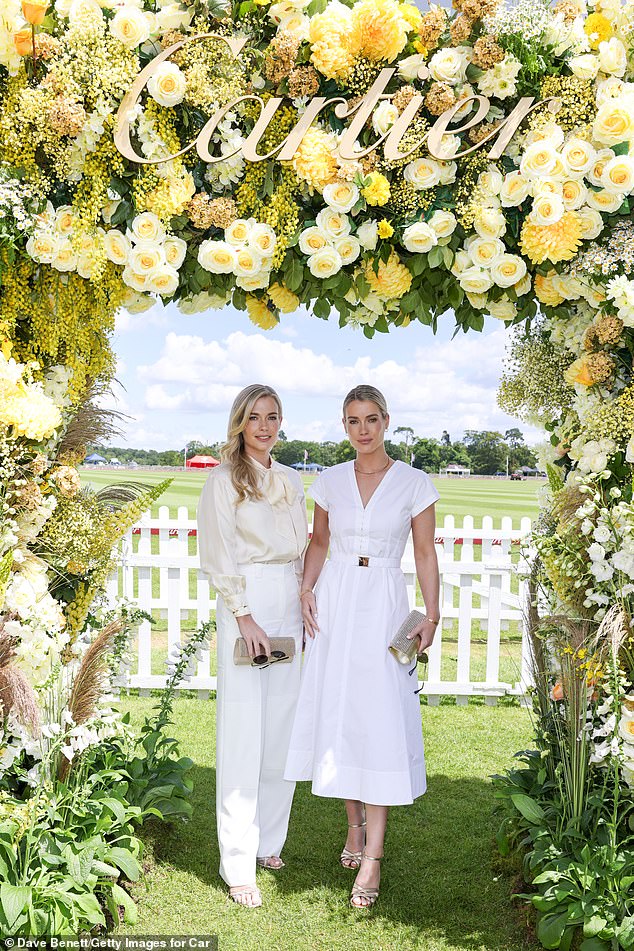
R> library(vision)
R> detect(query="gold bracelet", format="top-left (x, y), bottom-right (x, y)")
top-left (422, 615), bottom-right (440, 626)
top-left (300, 589), bottom-right (314, 599)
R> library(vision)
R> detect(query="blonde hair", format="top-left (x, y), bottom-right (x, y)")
top-left (221, 384), bottom-right (283, 503)
top-left (342, 385), bottom-right (389, 418)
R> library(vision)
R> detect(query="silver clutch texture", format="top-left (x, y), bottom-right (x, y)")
top-left (388, 610), bottom-right (428, 665)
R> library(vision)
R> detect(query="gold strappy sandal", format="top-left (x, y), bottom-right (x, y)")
top-left (350, 852), bottom-right (382, 909)
top-left (340, 820), bottom-right (366, 870)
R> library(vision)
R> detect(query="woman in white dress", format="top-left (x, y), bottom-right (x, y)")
top-left (284, 384), bottom-right (440, 909)
top-left (198, 384), bottom-right (308, 908)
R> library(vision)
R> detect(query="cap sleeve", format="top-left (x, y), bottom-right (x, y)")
top-left (308, 470), bottom-right (329, 511)
top-left (412, 471), bottom-right (440, 518)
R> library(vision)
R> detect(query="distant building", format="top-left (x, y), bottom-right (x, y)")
top-left (291, 462), bottom-right (324, 472)
top-left (85, 453), bottom-right (106, 465)
top-left (439, 463), bottom-right (471, 477)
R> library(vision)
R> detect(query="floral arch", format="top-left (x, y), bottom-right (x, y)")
top-left (1, 0), bottom-right (634, 942)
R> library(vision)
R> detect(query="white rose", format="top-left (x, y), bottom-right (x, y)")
top-left (278, 12), bottom-right (310, 38)
top-left (487, 297), bottom-right (517, 320)
top-left (593, 99), bottom-right (634, 145)
top-left (429, 209), bottom-right (457, 239)
top-left (110, 5), bottom-right (150, 47)
top-left (452, 84), bottom-right (476, 121)
top-left (234, 247), bottom-right (264, 277)
top-left (458, 266), bottom-right (494, 294)
top-left (451, 249), bottom-right (472, 276)
top-left (323, 181), bottom-right (359, 214)
top-left (514, 273), bottom-right (532, 296)
top-left (122, 268), bottom-right (149, 292)
top-left (601, 155), bottom-right (634, 194)
top-left (148, 265), bottom-right (179, 296)
top-left (398, 53), bottom-right (428, 81)
top-left (477, 55), bottom-right (522, 99)
top-left (438, 160), bottom-right (457, 185)
top-left (52, 239), bottom-right (78, 272)
top-left (54, 206), bottom-right (75, 235)
top-left (576, 206), bottom-right (604, 240)
top-left (490, 254), bottom-right (527, 288)
top-left (569, 53), bottom-right (600, 79)
top-left (598, 37), bottom-right (627, 77)
top-left (500, 171), bottom-right (531, 207)
top-left (561, 179), bottom-right (588, 209)
top-left (222, 218), bottom-right (250, 247)
top-left (520, 141), bottom-right (559, 179)
top-left (588, 149), bottom-right (616, 186)
top-left (26, 231), bottom-right (61, 264)
top-left (473, 206), bottom-right (506, 239)
top-left (299, 226), bottom-right (330, 255)
top-left (585, 189), bottom-right (624, 213)
top-left (596, 76), bottom-right (627, 105)
top-left (130, 212), bottom-right (165, 243)
top-left (156, 2), bottom-right (192, 31)
top-left (357, 220), bottom-right (378, 250)
top-left (316, 208), bottom-right (351, 239)
top-left (148, 62), bottom-right (187, 108)
top-left (163, 235), bottom-right (187, 269)
top-left (404, 157), bottom-right (441, 190)
top-left (236, 271), bottom-right (271, 291)
top-left (436, 134), bottom-right (461, 160)
top-left (401, 221), bottom-right (438, 254)
top-left (466, 236), bottom-right (505, 269)
top-left (249, 223), bottom-right (277, 258)
top-left (561, 137), bottom-right (596, 178)
top-left (103, 230), bottom-right (131, 266)
top-left (466, 292), bottom-right (488, 309)
top-left (429, 46), bottom-right (470, 85)
top-left (530, 193), bottom-right (565, 226)
top-left (308, 246), bottom-right (342, 279)
top-left (197, 239), bottom-right (236, 273)
top-left (130, 242), bottom-right (165, 275)
top-left (333, 234), bottom-right (361, 265)
top-left (372, 101), bottom-right (399, 136)
top-left (478, 166), bottom-right (504, 196)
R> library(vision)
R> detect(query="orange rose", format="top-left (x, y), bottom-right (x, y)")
top-left (13, 28), bottom-right (33, 56)
top-left (551, 681), bottom-right (564, 701)
top-left (22, 0), bottom-right (48, 25)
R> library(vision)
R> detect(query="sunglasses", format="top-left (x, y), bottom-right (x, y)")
top-left (251, 649), bottom-right (289, 669)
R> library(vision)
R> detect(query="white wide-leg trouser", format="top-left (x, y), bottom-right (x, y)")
top-left (216, 562), bottom-right (302, 887)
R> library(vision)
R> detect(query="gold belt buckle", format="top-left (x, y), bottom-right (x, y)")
top-left (358, 556), bottom-right (369, 567)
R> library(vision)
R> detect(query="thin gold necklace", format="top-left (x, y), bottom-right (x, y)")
top-left (354, 457), bottom-right (391, 475)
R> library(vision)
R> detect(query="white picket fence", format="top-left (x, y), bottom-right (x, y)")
top-left (106, 508), bottom-right (533, 704)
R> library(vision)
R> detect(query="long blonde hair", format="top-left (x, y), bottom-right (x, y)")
top-left (221, 384), bottom-right (283, 503)
top-left (342, 385), bottom-right (389, 419)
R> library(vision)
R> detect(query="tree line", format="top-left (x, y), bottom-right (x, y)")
top-left (91, 427), bottom-right (537, 476)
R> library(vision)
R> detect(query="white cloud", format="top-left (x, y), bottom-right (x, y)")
top-left (133, 326), bottom-right (536, 444)
top-left (114, 303), bottom-right (168, 335)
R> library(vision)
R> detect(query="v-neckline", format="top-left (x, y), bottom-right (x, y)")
top-left (350, 459), bottom-right (400, 511)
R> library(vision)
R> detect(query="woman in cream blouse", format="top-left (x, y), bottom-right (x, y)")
top-left (198, 384), bottom-right (308, 908)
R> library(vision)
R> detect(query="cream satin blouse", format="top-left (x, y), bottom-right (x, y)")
top-left (197, 458), bottom-right (308, 617)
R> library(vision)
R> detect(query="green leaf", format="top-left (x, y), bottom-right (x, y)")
top-left (511, 794), bottom-right (545, 824)
top-left (613, 141), bottom-right (629, 156)
top-left (428, 245), bottom-right (444, 269)
top-left (580, 939), bottom-right (611, 951)
top-left (285, 257), bottom-right (304, 293)
top-left (72, 892), bottom-right (106, 927)
top-left (1, 884), bottom-right (31, 929)
top-left (112, 884), bottom-right (138, 925)
top-left (617, 916), bottom-right (634, 949)
top-left (583, 917), bottom-right (608, 938)
top-left (537, 912), bottom-right (571, 949)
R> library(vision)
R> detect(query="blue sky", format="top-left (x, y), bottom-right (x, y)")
top-left (108, 304), bottom-right (539, 450)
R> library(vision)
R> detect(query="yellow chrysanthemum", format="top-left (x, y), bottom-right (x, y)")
top-left (309, 5), bottom-right (361, 79)
top-left (364, 252), bottom-right (412, 300)
top-left (362, 173), bottom-right (391, 206)
top-left (400, 2), bottom-right (423, 32)
top-left (268, 283), bottom-right (300, 314)
top-left (292, 128), bottom-right (339, 191)
top-left (353, 0), bottom-right (410, 62)
top-left (520, 212), bottom-right (583, 265)
top-left (246, 296), bottom-right (279, 330)
top-left (534, 271), bottom-right (565, 307)
top-left (377, 220), bottom-right (394, 238)
top-left (583, 12), bottom-right (612, 49)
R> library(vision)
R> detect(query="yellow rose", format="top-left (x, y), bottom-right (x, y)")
top-left (473, 207), bottom-right (506, 239)
top-left (235, 248), bottom-right (263, 277)
top-left (13, 29), bottom-right (33, 56)
top-left (530, 194), bottom-right (565, 226)
top-left (26, 231), bottom-right (60, 263)
top-left (323, 181), bottom-right (360, 214)
top-left (576, 206), bottom-right (604, 240)
top-left (468, 237), bottom-right (505, 269)
top-left (22, 0), bottom-right (48, 25)
top-left (500, 171), bottom-right (531, 207)
top-left (333, 234), bottom-right (361, 264)
top-left (593, 101), bottom-right (634, 145)
top-left (225, 219), bottom-right (250, 247)
top-left (308, 246), bottom-right (343, 278)
top-left (148, 266), bottom-right (179, 297)
top-left (362, 172), bottom-right (391, 206)
top-left (164, 236), bottom-right (187, 269)
top-left (103, 230), bottom-right (131, 266)
top-left (459, 266), bottom-right (494, 294)
top-left (490, 254), bottom-right (527, 288)
top-left (601, 156), bottom-right (634, 194)
top-left (130, 244), bottom-right (163, 275)
top-left (429, 210), bottom-right (457, 239)
top-left (148, 62), bottom-right (187, 108)
top-left (561, 179), bottom-right (587, 210)
top-left (404, 158), bottom-right (442, 190)
top-left (299, 227), bottom-right (329, 255)
top-left (488, 297), bottom-right (517, 320)
top-left (561, 137), bottom-right (596, 178)
top-left (131, 212), bottom-right (165, 244)
top-left (520, 142), bottom-right (559, 179)
top-left (249, 224), bottom-right (277, 257)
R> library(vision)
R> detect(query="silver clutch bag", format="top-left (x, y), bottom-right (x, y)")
top-left (233, 637), bottom-right (296, 668)
top-left (388, 610), bottom-right (429, 666)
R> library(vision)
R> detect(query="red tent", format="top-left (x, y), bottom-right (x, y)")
top-left (186, 455), bottom-right (220, 469)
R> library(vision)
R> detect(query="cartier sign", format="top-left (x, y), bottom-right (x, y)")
top-left (114, 33), bottom-right (558, 167)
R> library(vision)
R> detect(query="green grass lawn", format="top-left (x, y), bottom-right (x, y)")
top-left (81, 467), bottom-right (543, 525)
top-left (116, 696), bottom-right (537, 951)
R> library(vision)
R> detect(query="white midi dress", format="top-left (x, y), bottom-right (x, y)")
top-left (284, 460), bottom-right (439, 807)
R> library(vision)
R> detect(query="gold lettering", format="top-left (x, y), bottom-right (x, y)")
top-left (485, 97), bottom-right (561, 159)
top-left (382, 94), bottom-right (425, 162)
top-left (275, 95), bottom-right (349, 161)
top-left (426, 96), bottom-right (490, 160)
top-left (196, 94), bottom-right (263, 163)
top-left (336, 68), bottom-right (395, 161)
top-left (114, 33), bottom-right (248, 164)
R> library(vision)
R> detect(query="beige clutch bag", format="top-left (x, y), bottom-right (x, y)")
top-left (233, 637), bottom-right (296, 668)
top-left (388, 610), bottom-right (429, 666)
